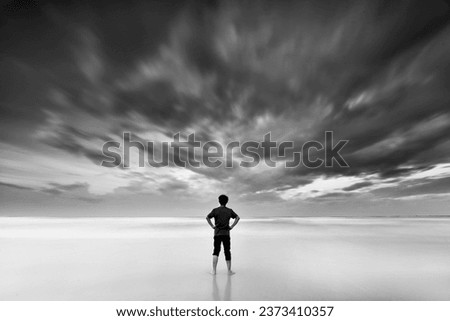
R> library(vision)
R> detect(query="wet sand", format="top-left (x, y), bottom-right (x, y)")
top-left (1, 217), bottom-right (449, 300)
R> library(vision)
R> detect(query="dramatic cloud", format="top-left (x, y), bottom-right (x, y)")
top-left (0, 0), bottom-right (449, 216)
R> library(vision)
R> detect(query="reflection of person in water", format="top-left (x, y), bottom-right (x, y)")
top-left (212, 274), bottom-right (232, 301)
top-left (206, 194), bottom-right (240, 275)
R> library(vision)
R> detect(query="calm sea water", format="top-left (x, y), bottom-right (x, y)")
top-left (1, 217), bottom-right (449, 300)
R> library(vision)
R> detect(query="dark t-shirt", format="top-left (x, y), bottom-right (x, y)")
top-left (207, 206), bottom-right (238, 236)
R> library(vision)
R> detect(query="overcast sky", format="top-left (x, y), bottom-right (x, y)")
top-left (1, 0), bottom-right (450, 217)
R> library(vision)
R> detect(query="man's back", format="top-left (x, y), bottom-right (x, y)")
top-left (207, 206), bottom-right (238, 236)
top-left (206, 195), bottom-right (240, 275)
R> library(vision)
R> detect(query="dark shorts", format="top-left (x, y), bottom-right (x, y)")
top-left (213, 235), bottom-right (231, 260)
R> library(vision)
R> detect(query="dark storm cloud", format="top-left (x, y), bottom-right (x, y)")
top-left (38, 182), bottom-right (102, 203)
top-left (0, 181), bottom-right (34, 191)
top-left (317, 193), bottom-right (350, 199)
top-left (157, 180), bottom-right (189, 193)
top-left (342, 182), bottom-right (374, 192)
top-left (76, 196), bottom-right (101, 203)
top-left (1, 0), bottom-right (450, 203)
top-left (42, 182), bottom-right (88, 195)
top-left (40, 126), bottom-right (114, 166)
top-left (371, 176), bottom-right (450, 200)
top-left (238, 190), bottom-right (285, 204)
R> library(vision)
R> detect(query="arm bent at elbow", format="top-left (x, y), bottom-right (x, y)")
top-left (206, 216), bottom-right (215, 229)
top-left (230, 215), bottom-right (240, 230)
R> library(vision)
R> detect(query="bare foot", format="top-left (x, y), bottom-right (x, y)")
top-left (228, 271), bottom-right (236, 275)
top-left (210, 271), bottom-right (217, 275)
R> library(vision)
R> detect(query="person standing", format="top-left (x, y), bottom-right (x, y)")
top-left (206, 195), bottom-right (240, 275)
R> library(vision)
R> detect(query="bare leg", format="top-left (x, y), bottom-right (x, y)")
top-left (212, 255), bottom-right (219, 275)
top-left (226, 260), bottom-right (235, 275)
